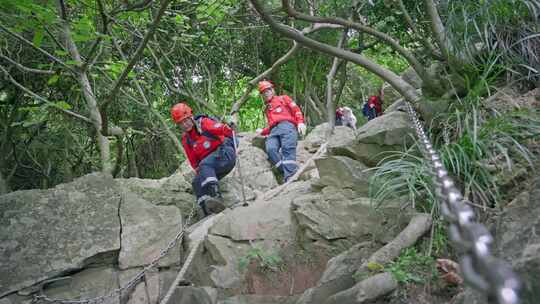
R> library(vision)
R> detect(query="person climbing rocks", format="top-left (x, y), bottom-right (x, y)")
top-left (335, 106), bottom-right (357, 130)
top-left (171, 102), bottom-right (237, 217)
top-left (362, 87), bottom-right (384, 121)
top-left (335, 107), bottom-right (344, 126)
top-left (255, 80), bottom-right (306, 183)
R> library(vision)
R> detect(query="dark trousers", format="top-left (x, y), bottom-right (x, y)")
top-left (192, 137), bottom-right (236, 206)
top-left (265, 121), bottom-right (298, 182)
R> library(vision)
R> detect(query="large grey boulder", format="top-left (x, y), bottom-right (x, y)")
top-left (304, 123), bottom-right (355, 152)
top-left (119, 268), bottom-right (159, 304)
top-left (314, 156), bottom-right (372, 194)
top-left (118, 191), bottom-right (183, 269)
top-left (204, 182), bottom-right (311, 290)
top-left (210, 198), bottom-right (294, 242)
top-left (0, 173), bottom-right (121, 297)
top-left (324, 272), bottom-right (398, 304)
top-left (292, 187), bottom-right (408, 243)
top-left (116, 174), bottom-right (194, 216)
top-left (220, 145), bottom-right (278, 206)
top-left (204, 234), bottom-right (250, 289)
top-left (210, 182), bottom-right (311, 241)
top-left (166, 286), bottom-right (214, 304)
top-left (41, 267), bottom-right (119, 304)
top-left (295, 242), bottom-right (376, 304)
top-left (328, 111), bottom-right (415, 166)
top-left (218, 295), bottom-right (299, 304)
top-left (491, 173), bottom-right (540, 303)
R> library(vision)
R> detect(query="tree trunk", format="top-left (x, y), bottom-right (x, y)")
top-left (326, 30), bottom-right (348, 138)
top-left (0, 171), bottom-right (9, 195)
top-left (57, 0), bottom-right (113, 174)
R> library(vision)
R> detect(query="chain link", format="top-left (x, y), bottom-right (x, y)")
top-left (404, 101), bottom-right (521, 304)
top-left (33, 204), bottom-right (198, 304)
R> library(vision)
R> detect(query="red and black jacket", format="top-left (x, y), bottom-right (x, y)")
top-left (261, 95), bottom-right (304, 136)
top-left (181, 116), bottom-right (233, 170)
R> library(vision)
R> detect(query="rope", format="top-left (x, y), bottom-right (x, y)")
top-left (159, 240), bottom-right (202, 304)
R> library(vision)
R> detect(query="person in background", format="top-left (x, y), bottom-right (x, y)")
top-left (171, 102), bottom-right (236, 217)
top-left (256, 81), bottom-right (306, 183)
top-left (336, 107), bottom-right (357, 129)
top-left (340, 106), bottom-right (357, 130)
top-left (335, 107), bottom-right (344, 126)
top-left (363, 87), bottom-right (384, 121)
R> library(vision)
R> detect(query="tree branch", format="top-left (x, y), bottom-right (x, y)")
top-left (147, 46), bottom-right (220, 115)
top-left (396, 0), bottom-right (442, 60)
top-left (0, 65), bottom-right (92, 123)
top-left (326, 29), bottom-right (348, 137)
top-left (0, 53), bottom-right (55, 75)
top-left (424, 0), bottom-right (450, 59)
top-left (111, 37), bottom-right (183, 154)
top-left (102, 0), bottom-right (172, 112)
top-left (229, 23), bottom-right (342, 117)
top-left (281, 0), bottom-right (428, 80)
top-left (249, 0), bottom-right (421, 104)
top-left (0, 23), bottom-right (75, 72)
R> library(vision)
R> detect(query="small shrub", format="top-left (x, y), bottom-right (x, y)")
top-left (238, 245), bottom-right (283, 272)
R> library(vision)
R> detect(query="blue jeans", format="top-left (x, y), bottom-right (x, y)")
top-left (192, 137), bottom-right (236, 205)
top-left (265, 121), bottom-right (298, 181)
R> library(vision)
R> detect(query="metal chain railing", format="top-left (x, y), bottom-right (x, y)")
top-left (33, 203), bottom-right (198, 304)
top-left (404, 101), bottom-right (521, 304)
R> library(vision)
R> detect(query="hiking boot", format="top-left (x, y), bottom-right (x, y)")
top-left (205, 196), bottom-right (226, 214)
top-left (206, 183), bottom-right (226, 214)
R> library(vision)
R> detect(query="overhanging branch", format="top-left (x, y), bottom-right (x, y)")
top-left (249, 0), bottom-right (421, 104)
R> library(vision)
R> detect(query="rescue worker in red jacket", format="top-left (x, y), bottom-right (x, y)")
top-left (171, 102), bottom-right (236, 217)
top-left (256, 81), bottom-right (306, 182)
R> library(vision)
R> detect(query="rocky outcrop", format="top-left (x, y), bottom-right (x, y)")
top-left (116, 174), bottom-right (194, 215)
top-left (295, 242), bottom-right (376, 304)
top-left (220, 144), bottom-right (278, 206)
top-left (0, 173), bottom-right (121, 297)
top-left (217, 295), bottom-right (299, 304)
top-left (314, 156), bottom-right (371, 194)
top-left (119, 191), bottom-right (183, 269)
top-left (304, 123), bottom-right (355, 152)
top-left (41, 267), bottom-right (120, 304)
top-left (324, 272), bottom-right (398, 304)
top-left (292, 187), bottom-right (409, 244)
top-left (461, 172), bottom-right (540, 304)
top-left (328, 111), bottom-right (415, 166)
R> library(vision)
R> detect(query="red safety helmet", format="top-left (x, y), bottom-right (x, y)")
top-left (171, 102), bottom-right (193, 123)
top-left (258, 81), bottom-right (274, 93)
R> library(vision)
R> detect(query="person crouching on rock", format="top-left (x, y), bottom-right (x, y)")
top-left (171, 102), bottom-right (237, 217)
top-left (255, 81), bottom-right (306, 183)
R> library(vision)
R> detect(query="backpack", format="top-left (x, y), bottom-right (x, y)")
top-left (192, 114), bottom-right (238, 148)
top-left (362, 102), bottom-right (370, 118)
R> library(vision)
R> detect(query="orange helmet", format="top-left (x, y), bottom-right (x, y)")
top-left (171, 102), bottom-right (192, 123)
top-left (258, 81), bottom-right (274, 93)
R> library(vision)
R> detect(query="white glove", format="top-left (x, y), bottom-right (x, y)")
top-left (297, 123), bottom-right (307, 136)
top-left (255, 128), bottom-right (263, 135)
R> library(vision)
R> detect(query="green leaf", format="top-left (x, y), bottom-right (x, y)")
top-left (32, 28), bottom-right (44, 48)
top-left (65, 60), bottom-right (79, 65)
top-left (175, 15), bottom-right (184, 24)
top-left (55, 101), bottom-right (71, 110)
top-left (55, 50), bottom-right (69, 56)
top-left (47, 74), bottom-right (59, 85)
